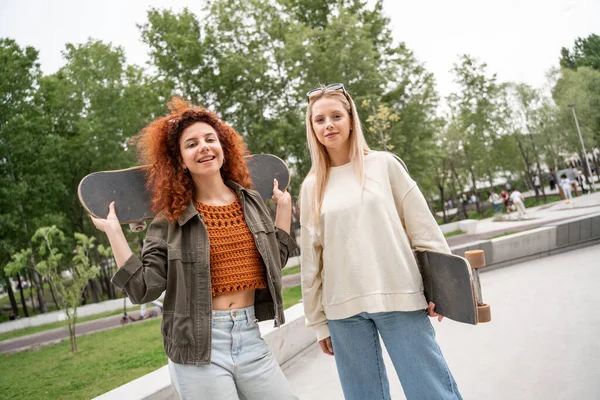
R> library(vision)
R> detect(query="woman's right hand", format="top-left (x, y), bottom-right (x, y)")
top-left (318, 336), bottom-right (334, 356)
top-left (91, 201), bottom-right (121, 233)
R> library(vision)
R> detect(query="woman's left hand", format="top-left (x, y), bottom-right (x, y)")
top-left (427, 302), bottom-right (444, 322)
top-left (271, 178), bottom-right (291, 205)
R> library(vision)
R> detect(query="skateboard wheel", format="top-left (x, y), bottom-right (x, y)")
top-left (477, 304), bottom-right (491, 323)
top-left (129, 221), bottom-right (147, 232)
top-left (465, 250), bottom-right (485, 269)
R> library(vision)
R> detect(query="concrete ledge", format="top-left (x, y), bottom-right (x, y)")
top-left (439, 222), bottom-right (459, 234)
top-left (489, 227), bottom-right (556, 265)
top-left (94, 365), bottom-right (175, 400)
top-left (457, 219), bottom-right (478, 234)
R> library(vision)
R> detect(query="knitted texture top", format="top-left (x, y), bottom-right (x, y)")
top-left (196, 198), bottom-right (267, 296)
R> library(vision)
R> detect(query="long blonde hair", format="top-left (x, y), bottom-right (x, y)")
top-left (302, 86), bottom-right (371, 222)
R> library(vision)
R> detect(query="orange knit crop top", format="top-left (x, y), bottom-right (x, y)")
top-left (195, 198), bottom-right (267, 296)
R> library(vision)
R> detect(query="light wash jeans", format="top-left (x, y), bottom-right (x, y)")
top-left (168, 305), bottom-right (297, 400)
top-left (328, 310), bottom-right (462, 400)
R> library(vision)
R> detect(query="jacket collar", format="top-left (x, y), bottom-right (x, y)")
top-left (176, 180), bottom-right (249, 226)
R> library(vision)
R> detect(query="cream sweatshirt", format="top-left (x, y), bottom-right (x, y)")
top-left (299, 151), bottom-right (451, 340)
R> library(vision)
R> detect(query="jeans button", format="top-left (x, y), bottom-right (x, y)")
top-left (232, 311), bottom-right (237, 317)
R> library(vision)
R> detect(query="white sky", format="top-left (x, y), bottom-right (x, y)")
top-left (1, 0), bottom-right (598, 100)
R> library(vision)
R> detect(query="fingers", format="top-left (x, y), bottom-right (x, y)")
top-left (318, 337), bottom-right (334, 356)
top-left (273, 178), bottom-right (279, 192)
top-left (427, 302), bottom-right (444, 322)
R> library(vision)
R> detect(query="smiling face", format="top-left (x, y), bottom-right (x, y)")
top-left (310, 97), bottom-right (352, 157)
top-left (179, 122), bottom-right (224, 179)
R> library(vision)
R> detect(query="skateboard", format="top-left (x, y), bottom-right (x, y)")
top-left (415, 250), bottom-right (491, 325)
top-left (78, 154), bottom-right (290, 232)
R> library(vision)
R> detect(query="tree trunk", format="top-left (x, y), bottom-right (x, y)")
top-left (47, 281), bottom-right (60, 310)
top-left (468, 167), bottom-right (481, 215)
top-left (16, 273), bottom-right (29, 317)
top-left (27, 271), bottom-right (37, 312)
top-left (32, 270), bottom-right (47, 313)
top-left (5, 276), bottom-right (19, 317)
top-left (438, 184), bottom-right (447, 224)
top-left (89, 279), bottom-right (100, 303)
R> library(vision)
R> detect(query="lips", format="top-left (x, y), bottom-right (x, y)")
top-left (324, 132), bottom-right (338, 138)
top-left (198, 156), bottom-right (216, 163)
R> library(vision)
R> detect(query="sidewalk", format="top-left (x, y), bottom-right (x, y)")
top-left (284, 244), bottom-right (600, 399)
top-left (447, 191), bottom-right (600, 246)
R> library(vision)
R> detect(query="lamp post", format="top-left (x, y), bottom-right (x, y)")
top-left (568, 104), bottom-right (596, 192)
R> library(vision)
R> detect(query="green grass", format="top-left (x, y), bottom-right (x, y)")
top-left (0, 306), bottom-right (140, 342)
top-left (282, 265), bottom-right (300, 277)
top-left (282, 285), bottom-right (302, 309)
top-left (524, 194), bottom-right (561, 208)
top-left (443, 229), bottom-right (466, 238)
top-left (0, 318), bottom-right (166, 400)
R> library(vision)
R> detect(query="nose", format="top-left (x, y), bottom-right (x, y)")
top-left (199, 141), bottom-right (209, 153)
top-left (325, 118), bottom-right (334, 130)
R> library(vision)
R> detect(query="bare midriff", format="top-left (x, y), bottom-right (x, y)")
top-left (212, 289), bottom-right (256, 310)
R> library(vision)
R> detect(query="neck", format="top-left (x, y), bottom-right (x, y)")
top-left (192, 174), bottom-right (235, 205)
top-left (327, 145), bottom-right (351, 167)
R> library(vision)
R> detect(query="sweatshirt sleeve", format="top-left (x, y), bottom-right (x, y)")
top-left (385, 152), bottom-right (451, 254)
top-left (299, 176), bottom-right (330, 340)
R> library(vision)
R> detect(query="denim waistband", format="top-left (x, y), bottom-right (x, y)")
top-left (212, 305), bottom-right (256, 322)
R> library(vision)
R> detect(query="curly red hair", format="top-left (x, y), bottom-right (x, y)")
top-left (134, 97), bottom-right (253, 222)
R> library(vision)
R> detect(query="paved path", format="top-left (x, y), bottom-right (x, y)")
top-left (0, 308), bottom-right (160, 353)
top-left (283, 244), bottom-right (600, 399)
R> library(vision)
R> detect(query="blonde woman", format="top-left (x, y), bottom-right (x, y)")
top-left (299, 84), bottom-right (462, 400)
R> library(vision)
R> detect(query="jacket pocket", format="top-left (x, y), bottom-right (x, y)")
top-left (164, 249), bottom-right (195, 317)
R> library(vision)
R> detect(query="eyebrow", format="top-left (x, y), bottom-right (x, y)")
top-left (313, 110), bottom-right (344, 118)
top-left (184, 131), bottom-right (215, 143)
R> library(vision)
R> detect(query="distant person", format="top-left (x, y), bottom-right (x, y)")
top-left (500, 190), bottom-right (510, 212)
top-left (488, 191), bottom-right (502, 214)
top-left (509, 189), bottom-right (526, 218)
top-left (560, 174), bottom-right (572, 200)
top-left (533, 175), bottom-right (541, 195)
top-left (547, 172), bottom-right (556, 191)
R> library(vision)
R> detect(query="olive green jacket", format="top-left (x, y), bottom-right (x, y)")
top-left (111, 181), bottom-right (298, 365)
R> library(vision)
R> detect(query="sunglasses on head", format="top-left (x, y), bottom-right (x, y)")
top-left (306, 83), bottom-right (349, 101)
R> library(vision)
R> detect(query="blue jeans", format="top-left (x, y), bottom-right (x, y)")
top-left (328, 310), bottom-right (462, 400)
top-left (168, 305), bottom-right (297, 400)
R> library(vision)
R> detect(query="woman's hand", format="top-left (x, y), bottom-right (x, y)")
top-left (427, 302), bottom-right (444, 322)
top-left (90, 201), bottom-right (121, 233)
top-left (271, 178), bottom-right (291, 206)
top-left (318, 336), bottom-right (334, 356)
top-left (90, 202), bottom-right (133, 268)
top-left (272, 179), bottom-right (292, 234)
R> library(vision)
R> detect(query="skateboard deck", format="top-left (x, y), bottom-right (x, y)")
top-left (415, 250), bottom-right (478, 325)
top-left (78, 154), bottom-right (290, 225)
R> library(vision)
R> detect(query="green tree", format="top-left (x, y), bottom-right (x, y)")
top-left (139, 0), bottom-right (440, 208)
top-left (447, 55), bottom-right (509, 212)
top-left (560, 34), bottom-right (600, 71)
top-left (33, 227), bottom-right (99, 352)
top-left (552, 66), bottom-right (600, 179)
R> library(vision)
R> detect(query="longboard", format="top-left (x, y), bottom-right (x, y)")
top-left (415, 250), bottom-right (491, 325)
top-left (78, 154), bottom-right (290, 228)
